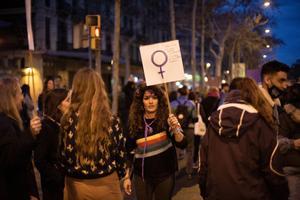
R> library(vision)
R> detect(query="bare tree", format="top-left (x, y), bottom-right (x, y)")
top-left (200, 0), bottom-right (206, 86)
top-left (191, 0), bottom-right (197, 88)
top-left (122, 36), bottom-right (135, 83)
top-left (208, 13), bottom-right (233, 78)
top-left (169, 0), bottom-right (176, 40)
top-left (112, 0), bottom-right (121, 114)
top-left (206, 0), bottom-right (279, 78)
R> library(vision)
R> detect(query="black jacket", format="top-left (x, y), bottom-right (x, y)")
top-left (0, 113), bottom-right (37, 200)
top-left (279, 111), bottom-right (300, 167)
top-left (34, 118), bottom-right (64, 200)
top-left (199, 91), bottom-right (288, 200)
top-left (201, 96), bottom-right (220, 120)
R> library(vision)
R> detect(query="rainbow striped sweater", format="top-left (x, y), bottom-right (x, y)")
top-left (135, 131), bottom-right (173, 158)
top-left (126, 119), bottom-right (187, 179)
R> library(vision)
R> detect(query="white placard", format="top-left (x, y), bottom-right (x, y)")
top-left (232, 63), bottom-right (246, 78)
top-left (139, 40), bottom-right (185, 86)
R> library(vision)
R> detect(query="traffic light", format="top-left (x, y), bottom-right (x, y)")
top-left (90, 26), bottom-right (100, 50)
top-left (85, 15), bottom-right (101, 50)
top-left (85, 15), bottom-right (100, 27)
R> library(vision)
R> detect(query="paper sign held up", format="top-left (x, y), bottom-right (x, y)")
top-left (139, 40), bottom-right (185, 86)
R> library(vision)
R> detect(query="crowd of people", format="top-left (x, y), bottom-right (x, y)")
top-left (0, 60), bottom-right (299, 200)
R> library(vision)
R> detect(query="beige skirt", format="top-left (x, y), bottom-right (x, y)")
top-left (64, 172), bottom-right (122, 200)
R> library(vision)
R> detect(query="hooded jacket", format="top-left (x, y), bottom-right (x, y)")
top-left (199, 91), bottom-right (288, 200)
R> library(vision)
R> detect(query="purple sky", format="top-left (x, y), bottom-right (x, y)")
top-left (273, 0), bottom-right (300, 66)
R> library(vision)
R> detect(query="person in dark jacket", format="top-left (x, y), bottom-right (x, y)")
top-left (34, 88), bottom-right (68, 200)
top-left (199, 77), bottom-right (288, 200)
top-left (20, 84), bottom-right (34, 128)
top-left (201, 86), bottom-right (220, 120)
top-left (170, 85), bottom-right (195, 177)
top-left (124, 84), bottom-right (187, 200)
top-left (0, 75), bottom-right (41, 200)
top-left (37, 77), bottom-right (54, 115)
top-left (279, 83), bottom-right (300, 200)
top-left (190, 91), bottom-right (207, 168)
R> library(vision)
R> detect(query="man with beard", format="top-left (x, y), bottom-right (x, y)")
top-left (260, 60), bottom-right (290, 200)
top-left (260, 60), bottom-right (289, 114)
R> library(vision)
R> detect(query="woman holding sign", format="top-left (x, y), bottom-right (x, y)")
top-left (123, 84), bottom-right (187, 200)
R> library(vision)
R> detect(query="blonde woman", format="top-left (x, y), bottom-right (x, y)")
top-left (60, 68), bottom-right (127, 200)
top-left (0, 75), bottom-right (41, 200)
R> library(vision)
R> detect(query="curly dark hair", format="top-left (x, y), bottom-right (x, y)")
top-left (129, 84), bottom-right (169, 137)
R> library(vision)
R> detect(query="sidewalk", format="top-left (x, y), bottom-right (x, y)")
top-left (172, 167), bottom-right (203, 200)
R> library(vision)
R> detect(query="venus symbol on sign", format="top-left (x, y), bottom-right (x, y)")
top-left (151, 50), bottom-right (168, 79)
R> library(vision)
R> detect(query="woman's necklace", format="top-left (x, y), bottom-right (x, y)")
top-left (141, 116), bottom-right (156, 180)
top-left (143, 116), bottom-right (156, 134)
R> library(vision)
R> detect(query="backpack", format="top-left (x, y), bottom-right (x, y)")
top-left (175, 100), bottom-right (191, 129)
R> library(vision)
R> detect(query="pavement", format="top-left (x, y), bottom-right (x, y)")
top-left (123, 170), bottom-right (203, 200)
top-left (172, 129), bottom-right (203, 200)
top-left (34, 160), bottom-right (202, 200)
top-left (172, 168), bottom-right (203, 200)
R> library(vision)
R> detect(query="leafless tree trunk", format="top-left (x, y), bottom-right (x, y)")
top-left (200, 0), bottom-right (205, 86)
top-left (191, 0), bottom-right (197, 89)
top-left (112, 0), bottom-right (121, 114)
top-left (122, 37), bottom-right (135, 84)
top-left (209, 23), bottom-right (231, 78)
top-left (169, 0), bottom-right (176, 40)
top-left (228, 39), bottom-right (237, 81)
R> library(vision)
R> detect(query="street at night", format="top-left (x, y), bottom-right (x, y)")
top-left (1, 0), bottom-right (300, 200)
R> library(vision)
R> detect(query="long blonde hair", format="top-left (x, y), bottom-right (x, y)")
top-left (0, 75), bottom-right (23, 130)
top-left (61, 68), bottom-right (112, 162)
top-left (231, 77), bottom-right (276, 129)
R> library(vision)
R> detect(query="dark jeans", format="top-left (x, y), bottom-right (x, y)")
top-left (193, 135), bottom-right (201, 163)
top-left (133, 174), bottom-right (175, 200)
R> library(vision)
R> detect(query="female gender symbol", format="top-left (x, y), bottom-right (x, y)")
top-left (151, 50), bottom-right (168, 79)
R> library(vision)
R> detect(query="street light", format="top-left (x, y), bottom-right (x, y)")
top-left (265, 29), bottom-right (271, 34)
top-left (206, 62), bottom-right (211, 69)
top-left (263, 54), bottom-right (267, 59)
top-left (204, 76), bottom-right (208, 82)
top-left (266, 44), bottom-right (270, 48)
top-left (263, 1), bottom-right (271, 8)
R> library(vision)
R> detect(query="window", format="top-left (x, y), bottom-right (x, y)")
top-left (57, 21), bottom-right (67, 50)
